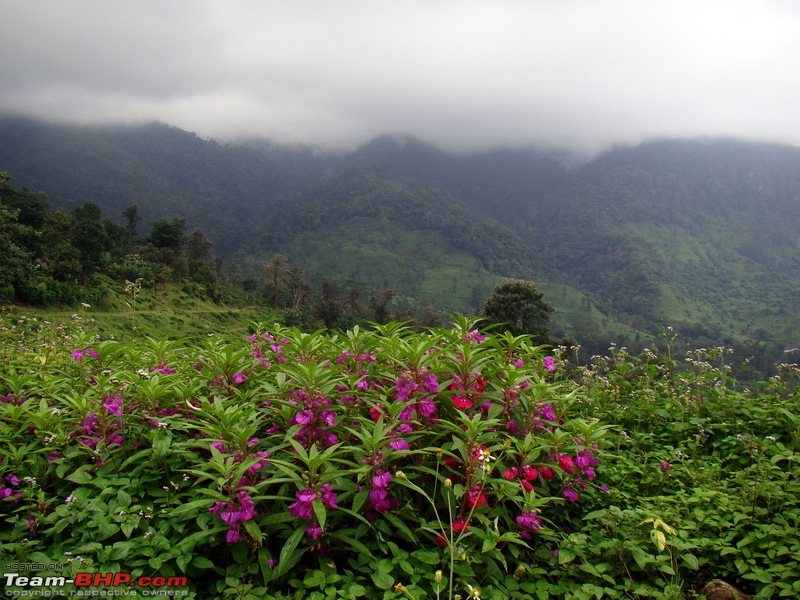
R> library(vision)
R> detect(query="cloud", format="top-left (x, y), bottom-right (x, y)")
top-left (2, 0), bottom-right (799, 153)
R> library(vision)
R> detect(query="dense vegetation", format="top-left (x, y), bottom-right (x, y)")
top-left (1, 312), bottom-right (798, 599)
top-left (2, 116), bottom-right (798, 367)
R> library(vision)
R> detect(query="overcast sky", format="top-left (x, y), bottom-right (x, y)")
top-left (2, 0), bottom-right (799, 155)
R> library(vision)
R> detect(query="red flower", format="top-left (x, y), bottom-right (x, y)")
top-left (540, 467), bottom-right (557, 480)
top-left (558, 455), bottom-right (574, 473)
top-left (522, 465), bottom-right (539, 481)
top-left (452, 519), bottom-right (470, 533)
top-left (453, 395), bottom-right (473, 410)
top-left (369, 406), bottom-right (382, 422)
top-left (503, 467), bottom-right (518, 481)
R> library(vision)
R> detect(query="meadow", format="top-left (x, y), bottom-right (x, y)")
top-left (1, 308), bottom-right (798, 599)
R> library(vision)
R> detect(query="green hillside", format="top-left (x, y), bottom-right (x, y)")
top-left (2, 117), bottom-right (800, 363)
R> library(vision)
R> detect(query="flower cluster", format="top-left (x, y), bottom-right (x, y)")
top-left (368, 469), bottom-right (396, 514)
top-left (516, 510), bottom-right (543, 539)
top-left (209, 490), bottom-right (257, 543)
top-left (0, 473), bottom-right (21, 502)
top-left (79, 393), bottom-right (125, 452)
top-left (289, 389), bottom-right (338, 448)
top-left (449, 372), bottom-right (487, 411)
top-left (288, 484), bottom-right (338, 539)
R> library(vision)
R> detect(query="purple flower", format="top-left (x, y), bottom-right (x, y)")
top-left (516, 510), bottom-right (542, 539)
top-left (389, 439), bottom-right (409, 451)
top-left (71, 349), bottom-right (84, 361)
top-left (226, 527), bottom-right (241, 543)
top-left (563, 487), bottom-right (580, 503)
top-left (306, 524), bottom-right (324, 540)
top-left (5, 473), bottom-right (20, 486)
top-left (422, 373), bottom-right (439, 394)
top-left (294, 409), bottom-right (314, 426)
top-left (231, 372), bottom-right (246, 384)
top-left (372, 470), bottom-right (392, 489)
top-left (396, 377), bottom-right (417, 402)
top-left (660, 461), bottom-right (673, 472)
top-left (543, 356), bottom-right (556, 372)
top-left (319, 483), bottom-right (338, 509)
top-left (102, 394), bottom-right (123, 416)
top-left (288, 488), bottom-right (316, 520)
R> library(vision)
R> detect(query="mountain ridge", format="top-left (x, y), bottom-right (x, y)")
top-left (2, 115), bottom-right (799, 359)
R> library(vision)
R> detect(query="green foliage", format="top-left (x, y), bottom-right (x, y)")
top-left (0, 312), bottom-right (799, 598)
top-left (481, 280), bottom-right (554, 344)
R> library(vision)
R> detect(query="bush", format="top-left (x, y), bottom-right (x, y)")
top-left (0, 317), bottom-right (608, 599)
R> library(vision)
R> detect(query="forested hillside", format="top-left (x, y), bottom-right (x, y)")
top-left (2, 115), bottom-right (799, 365)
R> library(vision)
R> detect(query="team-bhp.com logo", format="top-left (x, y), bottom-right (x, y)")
top-left (3, 571), bottom-right (188, 596)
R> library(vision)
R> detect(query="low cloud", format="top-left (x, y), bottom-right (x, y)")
top-left (2, 0), bottom-right (799, 154)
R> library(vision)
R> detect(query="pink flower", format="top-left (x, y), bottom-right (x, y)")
top-left (288, 488), bottom-right (316, 520)
top-left (306, 524), bottom-right (324, 540)
top-left (102, 394), bottom-right (123, 416)
top-left (543, 356), bottom-right (556, 372)
top-left (226, 527), bottom-right (241, 543)
top-left (516, 510), bottom-right (542, 539)
top-left (389, 439), bottom-right (409, 451)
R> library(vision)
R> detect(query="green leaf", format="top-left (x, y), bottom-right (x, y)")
top-left (370, 571), bottom-right (394, 590)
top-left (193, 556), bottom-right (216, 570)
top-left (117, 488), bottom-right (132, 508)
top-left (270, 526), bottom-right (307, 581)
top-left (153, 432), bottom-right (172, 457)
top-left (558, 548), bottom-right (576, 564)
top-left (632, 548), bottom-right (652, 569)
top-left (66, 468), bottom-right (92, 484)
top-left (303, 570), bottom-right (326, 588)
top-left (412, 549), bottom-right (441, 565)
top-left (347, 584), bottom-right (367, 597)
top-left (682, 553), bottom-right (699, 569)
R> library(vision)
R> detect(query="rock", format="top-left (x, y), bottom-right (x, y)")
top-left (700, 579), bottom-right (752, 600)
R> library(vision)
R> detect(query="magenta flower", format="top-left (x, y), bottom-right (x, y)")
top-left (389, 439), bottom-right (409, 451)
top-left (372, 469), bottom-right (392, 489)
top-left (306, 524), bottom-right (324, 540)
top-left (102, 394), bottom-right (123, 416)
top-left (543, 356), bottom-right (556, 372)
top-left (563, 487), bottom-right (579, 503)
top-left (288, 488), bottom-right (316, 520)
top-left (516, 510), bottom-right (542, 539)
top-left (226, 527), bottom-right (241, 543)
top-left (660, 461), bottom-right (673, 472)
top-left (319, 483), bottom-right (338, 509)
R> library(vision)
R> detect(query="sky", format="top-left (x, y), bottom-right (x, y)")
top-left (2, 0), bottom-right (800, 155)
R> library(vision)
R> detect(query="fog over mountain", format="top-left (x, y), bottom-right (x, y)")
top-left (2, 1), bottom-right (800, 154)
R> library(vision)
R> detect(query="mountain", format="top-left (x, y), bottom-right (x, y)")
top-left (0, 117), bottom-right (336, 253)
top-left (2, 115), bottom-right (800, 360)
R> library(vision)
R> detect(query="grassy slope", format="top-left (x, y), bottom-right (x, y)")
top-left (23, 282), bottom-right (274, 345)
top-left (278, 217), bottom-right (503, 313)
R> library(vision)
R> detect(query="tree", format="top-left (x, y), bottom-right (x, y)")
top-left (315, 278), bottom-right (343, 329)
top-left (122, 204), bottom-right (141, 239)
top-left (148, 218), bottom-right (186, 252)
top-left (480, 280), bottom-right (554, 344)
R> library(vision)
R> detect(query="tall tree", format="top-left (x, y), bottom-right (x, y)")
top-left (122, 204), bottom-right (141, 239)
top-left (481, 280), bottom-right (554, 344)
